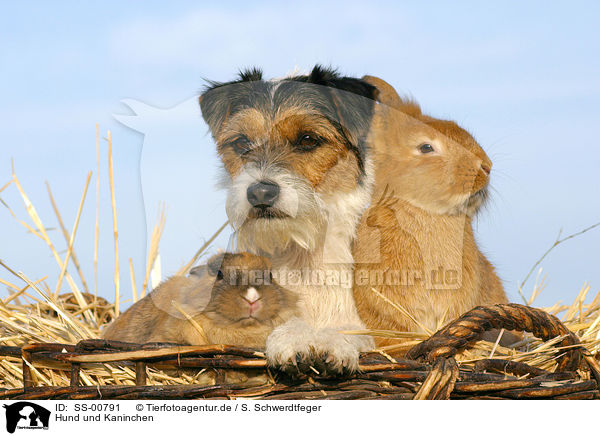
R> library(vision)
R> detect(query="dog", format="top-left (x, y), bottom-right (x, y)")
top-left (199, 66), bottom-right (378, 375)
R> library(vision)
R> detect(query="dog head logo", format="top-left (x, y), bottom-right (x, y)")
top-left (3, 402), bottom-right (50, 433)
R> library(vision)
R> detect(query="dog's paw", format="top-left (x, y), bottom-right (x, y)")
top-left (266, 320), bottom-right (374, 378)
top-left (265, 318), bottom-right (317, 377)
top-left (309, 327), bottom-right (374, 377)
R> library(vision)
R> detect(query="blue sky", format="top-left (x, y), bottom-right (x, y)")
top-left (1, 1), bottom-right (599, 309)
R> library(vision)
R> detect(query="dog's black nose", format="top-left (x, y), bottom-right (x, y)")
top-left (247, 181), bottom-right (280, 208)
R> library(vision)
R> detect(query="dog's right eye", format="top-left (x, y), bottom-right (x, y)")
top-left (216, 270), bottom-right (224, 280)
top-left (228, 136), bottom-right (252, 155)
top-left (294, 133), bottom-right (321, 151)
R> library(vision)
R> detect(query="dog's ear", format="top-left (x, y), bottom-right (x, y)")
top-left (306, 65), bottom-right (378, 148)
top-left (198, 85), bottom-right (231, 138)
top-left (199, 68), bottom-right (264, 137)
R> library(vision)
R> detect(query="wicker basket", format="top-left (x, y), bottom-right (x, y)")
top-left (1, 304), bottom-right (599, 400)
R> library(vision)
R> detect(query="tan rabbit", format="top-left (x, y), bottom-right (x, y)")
top-left (101, 271), bottom-right (212, 343)
top-left (103, 252), bottom-right (299, 348)
top-left (353, 76), bottom-right (512, 349)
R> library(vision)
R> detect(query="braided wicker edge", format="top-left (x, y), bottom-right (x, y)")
top-left (1, 304), bottom-right (598, 400)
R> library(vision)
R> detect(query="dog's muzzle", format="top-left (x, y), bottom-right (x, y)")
top-left (247, 180), bottom-right (280, 209)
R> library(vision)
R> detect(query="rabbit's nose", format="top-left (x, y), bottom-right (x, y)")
top-left (481, 162), bottom-right (492, 175)
top-left (244, 287), bottom-right (260, 303)
top-left (243, 288), bottom-right (262, 316)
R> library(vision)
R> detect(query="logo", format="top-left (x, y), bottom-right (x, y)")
top-left (2, 402), bottom-right (50, 434)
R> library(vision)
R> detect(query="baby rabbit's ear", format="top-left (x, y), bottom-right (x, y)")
top-left (362, 75), bottom-right (403, 108)
top-left (206, 253), bottom-right (226, 277)
top-left (189, 265), bottom-right (206, 277)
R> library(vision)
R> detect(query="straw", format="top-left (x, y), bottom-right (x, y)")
top-left (106, 131), bottom-right (120, 316)
top-left (10, 161), bottom-right (82, 298)
top-left (54, 171), bottom-right (92, 296)
top-left (369, 287), bottom-right (434, 336)
top-left (141, 203), bottom-right (167, 298)
top-left (46, 181), bottom-right (90, 293)
top-left (128, 258), bottom-right (138, 303)
top-left (94, 123), bottom-right (100, 297)
top-left (176, 220), bottom-right (229, 276)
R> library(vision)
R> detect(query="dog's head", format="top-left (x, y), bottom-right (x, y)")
top-left (199, 66), bottom-right (377, 254)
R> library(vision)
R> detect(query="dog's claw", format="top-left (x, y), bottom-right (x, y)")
top-left (312, 352), bottom-right (328, 375)
top-left (296, 352), bottom-right (313, 374)
top-left (266, 320), bottom-right (371, 379)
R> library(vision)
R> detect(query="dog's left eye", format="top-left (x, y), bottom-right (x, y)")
top-left (294, 133), bottom-right (321, 151)
top-left (228, 136), bottom-right (252, 155)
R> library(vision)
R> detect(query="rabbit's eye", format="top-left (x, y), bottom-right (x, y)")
top-left (216, 270), bottom-right (224, 280)
top-left (419, 143), bottom-right (435, 154)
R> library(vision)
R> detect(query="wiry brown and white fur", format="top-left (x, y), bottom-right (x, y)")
top-left (199, 66), bottom-right (378, 375)
top-left (353, 77), bottom-right (512, 351)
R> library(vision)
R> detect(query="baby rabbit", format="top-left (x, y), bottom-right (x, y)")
top-left (186, 252), bottom-right (299, 348)
top-left (353, 76), bottom-right (512, 349)
top-left (101, 271), bottom-right (211, 343)
top-left (102, 252), bottom-right (298, 348)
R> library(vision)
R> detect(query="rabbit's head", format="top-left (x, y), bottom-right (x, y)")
top-left (202, 252), bottom-right (297, 328)
top-left (371, 99), bottom-right (492, 217)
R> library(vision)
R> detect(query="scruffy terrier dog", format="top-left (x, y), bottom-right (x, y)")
top-left (199, 66), bottom-right (378, 375)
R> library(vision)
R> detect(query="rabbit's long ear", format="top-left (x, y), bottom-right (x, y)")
top-left (362, 75), bottom-right (403, 108)
top-left (363, 75), bottom-right (423, 121)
